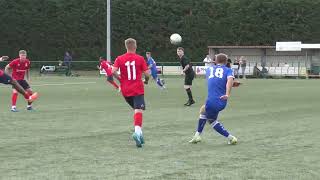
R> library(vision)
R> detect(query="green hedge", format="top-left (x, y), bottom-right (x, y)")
top-left (1, 0), bottom-right (320, 66)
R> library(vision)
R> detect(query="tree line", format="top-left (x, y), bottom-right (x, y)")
top-left (0, 0), bottom-right (319, 64)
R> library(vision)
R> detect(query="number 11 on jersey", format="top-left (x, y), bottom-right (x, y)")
top-left (125, 61), bottom-right (136, 80)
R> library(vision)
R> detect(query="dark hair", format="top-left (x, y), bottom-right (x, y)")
top-left (177, 47), bottom-right (184, 52)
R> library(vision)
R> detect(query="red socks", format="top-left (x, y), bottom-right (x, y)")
top-left (134, 112), bottom-right (143, 127)
top-left (23, 93), bottom-right (29, 99)
top-left (26, 90), bottom-right (33, 105)
top-left (12, 92), bottom-right (18, 106)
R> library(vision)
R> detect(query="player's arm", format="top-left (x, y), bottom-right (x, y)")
top-left (111, 66), bottom-right (120, 79)
top-left (0, 56), bottom-right (9, 62)
top-left (220, 77), bottom-right (234, 100)
top-left (146, 60), bottom-right (153, 69)
top-left (111, 58), bottom-right (120, 79)
top-left (143, 69), bottom-right (150, 84)
top-left (4, 63), bottom-right (12, 74)
top-left (183, 64), bottom-right (190, 72)
top-left (183, 58), bottom-right (191, 72)
top-left (26, 69), bottom-right (30, 81)
top-left (142, 59), bottom-right (150, 84)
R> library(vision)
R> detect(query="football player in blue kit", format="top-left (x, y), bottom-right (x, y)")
top-left (189, 53), bottom-right (237, 145)
top-left (146, 52), bottom-right (165, 89)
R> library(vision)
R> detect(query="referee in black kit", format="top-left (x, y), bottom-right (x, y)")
top-left (177, 47), bottom-right (195, 106)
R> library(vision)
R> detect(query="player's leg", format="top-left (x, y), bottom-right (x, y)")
top-left (184, 72), bottom-right (195, 106)
top-left (189, 105), bottom-right (207, 143)
top-left (242, 67), bottom-right (246, 79)
top-left (25, 88), bottom-right (33, 110)
top-left (106, 75), bottom-right (119, 90)
top-left (0, 73), bottom-right (36, 112)
top-left (206, 103), bottom-right (237, 145)
top-left (17, 80), bottom-right (34, 110)
top-left (124, 96), bottom-right (143, 147)
top-left (10, 79), bottom-right (38, 103)
top-left (152, 71), bottom-right (164, 89)
top-left (131, 95), bottom-right (146, 148)
top-left (11, 88), bottom-right (19, 112)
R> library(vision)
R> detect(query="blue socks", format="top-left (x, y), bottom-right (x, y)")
top-left (197, 117), bottom-right (207, 133)
top-left (212, 121), bottom-right (230, 137)
top-left (156, 78), bottom-right (164, 87)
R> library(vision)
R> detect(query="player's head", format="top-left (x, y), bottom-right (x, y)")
top-left (215, 53), bottom-right (228, 65)
top-left (99, 56), bottom-right (104, 62)
top-left (125, 38), bottom-right (137, 52)
top-left (19, 50), bottom-right (27, 61)
top-left (146, 52), bottom-right (151, 59)
top-left (176, 47), bottom-right (184, 57)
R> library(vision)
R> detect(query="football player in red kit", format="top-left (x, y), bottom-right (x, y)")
top-left (5, 50), bottom-right (36, 112)
top-left (97, 57), bottom-right (120, 91)
top-left (112, 38), bottom-right (150, 148)
top-left (0, 55), bottom-right (38, 105)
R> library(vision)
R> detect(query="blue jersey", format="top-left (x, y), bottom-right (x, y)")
top-left (206, 64), bottom-right (234, 100)
top-left (147, 58), bottom-right (157, 73)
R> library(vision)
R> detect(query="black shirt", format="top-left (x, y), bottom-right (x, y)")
top-left (179, 55), bottom-right (194, 74)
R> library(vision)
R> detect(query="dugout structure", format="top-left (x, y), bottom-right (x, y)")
top-left (208, 45), bottom-right (320, 78)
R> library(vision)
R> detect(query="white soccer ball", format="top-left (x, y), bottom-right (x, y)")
top-left (170, 33), bottom-right (182, 45)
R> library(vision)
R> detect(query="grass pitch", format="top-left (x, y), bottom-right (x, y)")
top-left (0, 76), bottom-right (320, 179)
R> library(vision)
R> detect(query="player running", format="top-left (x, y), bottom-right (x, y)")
top-left (97, 57), bottom-right (120, 91)
top-left (0, 56), bottom-right (38, 104)
top-left (189, 53), bottom-right (238, 145)
top-left (177, 47), bottom-right (195, 106)
top-left (146, 52), bottom-right (165, 89)
top-left (5, 50), bottom-right (36, 112)
top-left (112, 38), bottom-right (150, 148)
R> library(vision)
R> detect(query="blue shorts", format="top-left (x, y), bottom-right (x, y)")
top-left (205, 99), bottom-right (227, 120)
top-left (124, 95), bottom-right (146, 110)
top-left (0, 73), bottom-right (12, 85)
top-left (151, 70), bottom-right (158, 79)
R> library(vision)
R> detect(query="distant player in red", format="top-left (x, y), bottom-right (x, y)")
top-left (97, 57), bottom-right (120, 91)
top-left (0, 55), bottom-right (38, 105)
top-left (112, 38), bottom-right (150, 148)
top-left (5, 50), bottom-right (36, 112)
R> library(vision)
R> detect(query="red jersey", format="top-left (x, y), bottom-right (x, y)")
top-left (100, 60), bottom-right (112, 76)
top-left (113, 52), bottom-right (148, 97)
top-left (0, 69), bottom-right (3, 76)
top-left (9, 58), bottom-right (30, 80)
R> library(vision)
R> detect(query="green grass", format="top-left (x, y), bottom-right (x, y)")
top-left (1, 77), bottom-right (320, 180)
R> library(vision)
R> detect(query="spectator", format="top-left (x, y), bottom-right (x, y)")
top-left (227, 58), bottom-right (232, 68)
top-left (239, 56), bottom-right (247, 79)
top-left (64, 51), bottom-right (72, 76)
top-left (233, 58), bottom-right (240, 78)
top-left (203, 55), bottom-right (213, 67)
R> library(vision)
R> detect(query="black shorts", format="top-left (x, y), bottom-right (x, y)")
top-left (124, 95), bottom-right (146, 110)
top-left (14, 80), bottom-right (30, 90)
top-left (0, 73), bottom-right (12, 85)
top-left (184, 71), bottom-right (195, 86)
top-left (106, 75), bottom-right (114, 81)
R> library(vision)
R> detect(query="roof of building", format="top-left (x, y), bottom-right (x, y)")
top-left (208, 46), bottom-right (275, 49)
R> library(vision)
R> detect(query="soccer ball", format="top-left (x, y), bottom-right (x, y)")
top-left (170, 33), bottom-right (182, 45)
